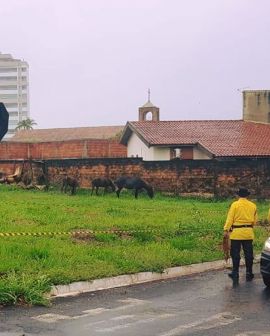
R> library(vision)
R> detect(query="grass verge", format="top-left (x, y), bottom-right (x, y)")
top-left (0, 184), bottom-right (269, 306)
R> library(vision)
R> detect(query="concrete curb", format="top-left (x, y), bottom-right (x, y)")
top-left (51, 255), bottom-right (260, 298)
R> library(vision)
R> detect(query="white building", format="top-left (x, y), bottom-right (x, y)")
top-left (0, 52), bottom-right (29, 139)
top-left (120, 95), bottom-right (270, 161)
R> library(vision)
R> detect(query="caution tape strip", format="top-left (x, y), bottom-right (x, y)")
top-left (0, 231), bottom-right (70, 237)
top-left (0, 225), bottom-right (269, 237)
top-left (0, 229), bottom-right (167, 237)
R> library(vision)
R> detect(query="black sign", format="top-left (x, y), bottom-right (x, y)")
top-left (0, 102), bottom-right (9, 140)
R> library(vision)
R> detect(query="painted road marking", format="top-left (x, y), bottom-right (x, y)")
top-left (117, 298), bottom-right (148, 305)
top-left (81, 308), bottom-right (109, 316)
top-left (32, 313), bottom-right (73, 323)
top-left (84, 315), bottom-right (136, 329)
top-left (110, 315), bottom-right (135, 321)
top-left (95, 313), bottom-right (175, 333)
top-left (0, 333), bottom-right (32, 336)
top-left (158, 312), bottom-right (241, 336)
top-left (236, 333), bottom-right (270, 336)
top-left (33, 297), bottom-right (149, 323)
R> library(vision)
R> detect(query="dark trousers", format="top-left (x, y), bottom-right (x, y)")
top-left (230, 239), bottom-right (253, 275)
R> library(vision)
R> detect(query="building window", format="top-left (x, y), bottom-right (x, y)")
top-left (170, 147), bottom-right (194, 160)
top-left (144, 111), bottom-right (153, 120)
top-left (170, 148), bottom-right (182, 159)
top-left (0, 76), bottom-right (17, 80)
top-left (8, 112), bottom-right (18, 117)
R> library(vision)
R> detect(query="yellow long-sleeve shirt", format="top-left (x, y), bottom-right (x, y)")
top-left (223, 198), bottom-right (257, 240)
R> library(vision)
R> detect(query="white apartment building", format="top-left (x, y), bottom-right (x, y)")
top-left (0, 52), bottom-right (29, 139)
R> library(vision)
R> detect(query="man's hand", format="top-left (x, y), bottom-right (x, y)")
top-left (223, 230), bottom-right (229, 238)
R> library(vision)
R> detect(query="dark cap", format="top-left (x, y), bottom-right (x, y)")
top-left (237, 187), bottom-right (250, 198)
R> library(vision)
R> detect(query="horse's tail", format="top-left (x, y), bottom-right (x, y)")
top-left (61, 176), bottom-right (66, 190)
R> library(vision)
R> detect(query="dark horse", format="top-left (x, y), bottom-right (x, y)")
top-left (61, 176), bottom-right (79, 195)
top-left (91, 177), bottom-right (115, 196)
top-left (114, 176), bottom-right (154, 199)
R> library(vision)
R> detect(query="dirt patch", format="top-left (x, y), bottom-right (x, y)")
top-left (71, 230), bottom-right (95, 244)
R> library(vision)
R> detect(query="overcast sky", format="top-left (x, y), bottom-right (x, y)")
top-left (0, 0), bottom-right (269, 129)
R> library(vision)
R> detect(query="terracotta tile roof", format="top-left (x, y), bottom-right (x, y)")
top-left (123, 120), bottom-right (270, 157)
top-left (9, 126), bottom-right (124, 143)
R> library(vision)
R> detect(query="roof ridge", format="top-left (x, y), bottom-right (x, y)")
top-left (16, 125), bottom-right (124, 132)
top-left (122, 119), bottom-right (270, 157)
top-left (131, 119), bottom-right (243, 123)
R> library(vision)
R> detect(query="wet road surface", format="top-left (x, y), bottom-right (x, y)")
top-left (1, 264), bottom-right (270, 336)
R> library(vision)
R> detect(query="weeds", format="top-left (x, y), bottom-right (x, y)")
top-left (0, 184), bottom-right (269, 306)
top-left (0, 271), bottom-right (51, 306)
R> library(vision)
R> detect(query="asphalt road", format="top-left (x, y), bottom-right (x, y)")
top-left (1, 264), bottom-right (270, 336)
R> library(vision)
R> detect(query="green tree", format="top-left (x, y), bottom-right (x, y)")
top-left (15, 118), bottom-right (37, 130)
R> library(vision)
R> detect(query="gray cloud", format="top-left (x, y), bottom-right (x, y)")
top-left (0, 0), bottom-right (269, 128)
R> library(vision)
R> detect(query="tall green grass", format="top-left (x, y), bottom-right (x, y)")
top-left (0, 185), bottom-right (269, 306)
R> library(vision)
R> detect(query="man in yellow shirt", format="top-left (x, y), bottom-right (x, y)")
top-left (224, 187), bottom-right (257, 282)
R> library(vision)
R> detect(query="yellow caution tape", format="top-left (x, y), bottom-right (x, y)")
top-left (0, 229), bottom-right (164, 237)
top-left (0, 225), bottom-right (268, 237)
top-left (0, 231), bottom-right (70, 237)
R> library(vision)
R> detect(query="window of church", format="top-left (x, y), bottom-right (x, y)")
top-left (145, 112), bottom-right (153, 120)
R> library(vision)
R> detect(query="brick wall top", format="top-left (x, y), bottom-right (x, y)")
top-left (0, 157), bottom-right (270, 198)
top-left (0, 139), bottom-right (127, 160)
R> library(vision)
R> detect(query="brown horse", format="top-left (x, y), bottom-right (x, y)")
top-left (91, 177), bottom-right (115, 195)
top-left (114, 176), bottom-right (154, 199)
top-left (61, 176), bottom-right (79, 195)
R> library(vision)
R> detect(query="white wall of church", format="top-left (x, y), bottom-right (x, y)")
top-left (152, 147), bottom-right (170, 160)
top-left (127, 132), bottom-right (211, 160)
top-left (193, 147), bottom-right (211, 159)
top-left (127, 132), bottom-right (149, 159)
top-left (127, 133), bottom-right (170, 160)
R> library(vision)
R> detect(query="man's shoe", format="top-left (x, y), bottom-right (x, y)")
top-left (228, 272), bottom-right (239, 280)
top-left (246, 273), bottom-right (254, 281)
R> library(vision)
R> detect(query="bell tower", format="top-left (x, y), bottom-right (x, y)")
top-left (138, 89), bottom-right (160, 121)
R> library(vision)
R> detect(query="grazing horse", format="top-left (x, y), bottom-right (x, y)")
top-left (114, 176), bottom-right (154, 199)
top-left (91, 177), bottom-right (115, 196)
top-left (61, 176), bottom-right (79, 195)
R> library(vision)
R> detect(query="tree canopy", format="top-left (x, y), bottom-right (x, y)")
top-left (15, 118), bottom-right (37, 130)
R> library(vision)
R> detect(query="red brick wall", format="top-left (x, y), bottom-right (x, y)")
top-left (0, 142), bottom-right (29, 159)
top-left (1, 157), bottom-right (270, 198)
top-left (0, 140), bottom-right (126, 160)
top-left (44, 158), bottom-right (270, 198)
top-left (46, 158), bottom-right (142, 188)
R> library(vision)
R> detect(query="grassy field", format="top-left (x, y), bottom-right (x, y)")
top-left (0, 184), bottom-right (269, 306)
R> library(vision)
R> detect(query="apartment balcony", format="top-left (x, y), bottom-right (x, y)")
top-left (0, 96), bottom-right (28, 104)
top-left (0, 79), bottom-right (28, 86)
